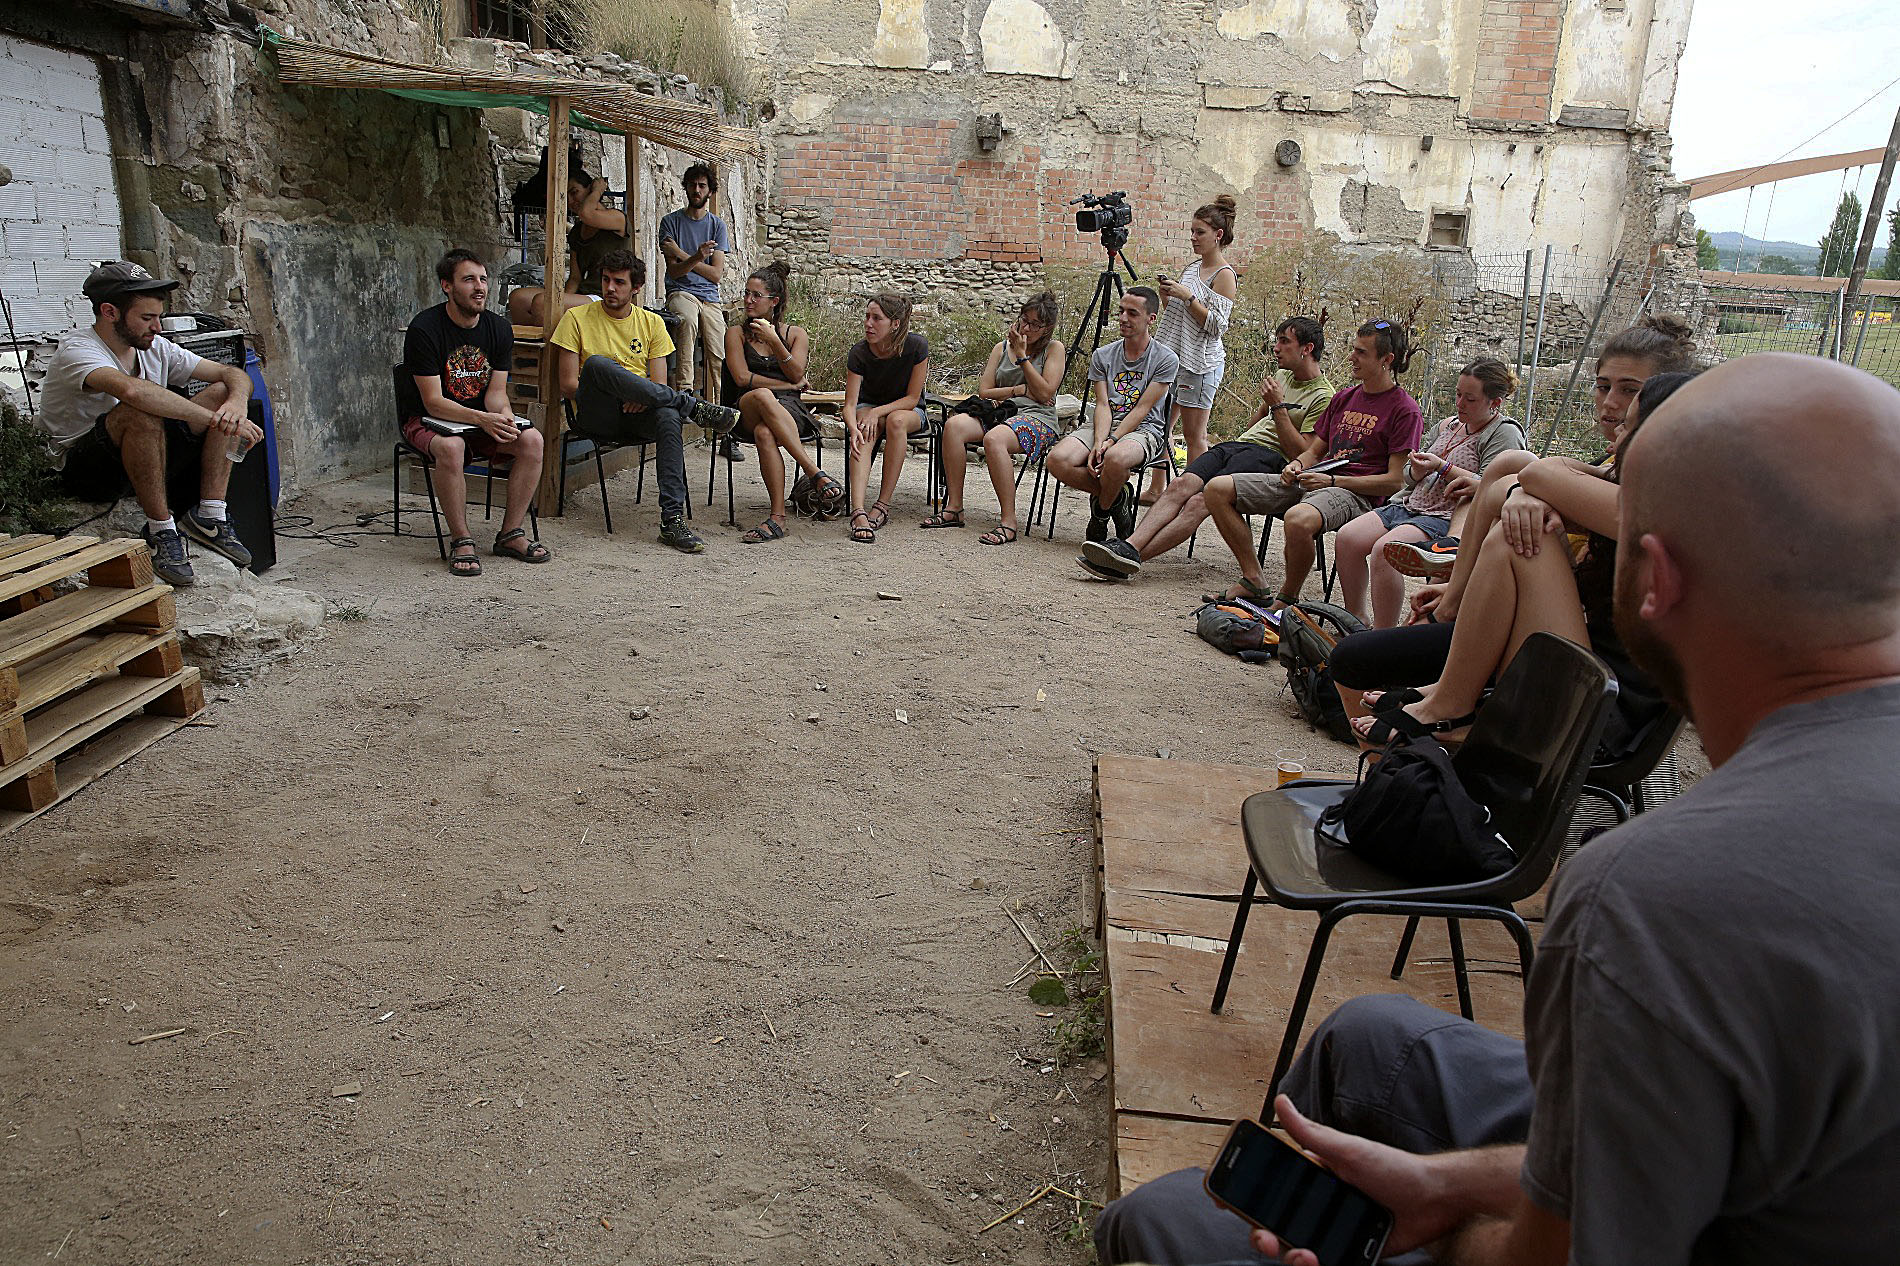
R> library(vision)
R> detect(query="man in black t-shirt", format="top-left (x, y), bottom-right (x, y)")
top-left (400, 249), bottom-right (550, 576)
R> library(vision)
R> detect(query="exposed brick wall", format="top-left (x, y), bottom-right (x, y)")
top-left (774, 123), bottom-right (1309, 285)
top-left (1469, 0), bottom-right (1564, 125)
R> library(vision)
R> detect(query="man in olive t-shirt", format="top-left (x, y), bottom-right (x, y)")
top-left (1094, 354), bottom-right (1900, 1266)
top-left (1082, 315), bottom-right (1333, 580)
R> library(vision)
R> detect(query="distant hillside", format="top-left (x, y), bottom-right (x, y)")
top-left (1707, 230), bottom-right (1888, 272)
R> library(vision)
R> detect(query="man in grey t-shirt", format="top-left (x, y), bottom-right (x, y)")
top-left (37, 261), bottom-right (262, 587)
top-left (1093, 354), bottom-right (1900, 1266)
top-left (657, 162), bottom-right (730, 395)
top-left (1045, 288), bottom-right (1178, 548)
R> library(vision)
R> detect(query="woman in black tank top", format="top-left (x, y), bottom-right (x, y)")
top-left (506, 164), bottom-right (629, 327)
top-left (722, 261), bottom-right (842, 540)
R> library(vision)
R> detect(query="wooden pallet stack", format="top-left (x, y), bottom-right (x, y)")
top-left (0, 533), bottom-right (204, 835)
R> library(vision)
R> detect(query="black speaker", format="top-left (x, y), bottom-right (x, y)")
top-left (163, 398), bottom-right (277, 574)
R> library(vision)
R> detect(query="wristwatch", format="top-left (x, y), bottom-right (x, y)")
top-left (1269, 402), bottom-right (1290, 412)
top-left (1015, 356), bottom-right (1030, 366)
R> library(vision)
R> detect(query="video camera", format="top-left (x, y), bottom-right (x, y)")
top-left (1072, 190), bottom-right (1133, 254)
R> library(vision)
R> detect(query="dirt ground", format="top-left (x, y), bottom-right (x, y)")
top-left (0, 449), bottom-right (1381, 1265)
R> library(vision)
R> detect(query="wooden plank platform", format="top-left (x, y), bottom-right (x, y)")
top-left (0, 535), bottom-right (203, 835)
top-left (1095, 754), bottom-right (1529, 1198)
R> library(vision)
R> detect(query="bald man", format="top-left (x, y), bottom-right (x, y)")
top-left (1095, 353), bottom-right (1900, 1266)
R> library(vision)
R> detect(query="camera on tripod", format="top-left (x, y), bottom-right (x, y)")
top-left (1073, 190), bottom-right (1132, 235)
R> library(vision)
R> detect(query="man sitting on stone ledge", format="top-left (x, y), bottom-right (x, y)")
top-left (1093, 353), bottom-right (1900, 1266)
top-left (551, 248), bottom-right (740, 554)
top-left (37, 261), bottom-right (263, 588)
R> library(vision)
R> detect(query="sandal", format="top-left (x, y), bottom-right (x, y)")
top-left (848, 510), bottom-right (877, 544)
top-left (493, 527), bottom-right (551, 564)
top-left (1362, 687), bottom-right (1426, 716)
top-left (919, 507), bottom-right (965, 528)
top-left (1201, 576), bottom-right (1276, 605)
top-left (979, 524), bottom-right (1018, 545)
top-left (814, 472), bottom-right (847, 518)
top-left (742, 516), bottom-right (787, 543)
top-left (447, 536), bottom-right (482, 577)
top-left (1353, 705), bottom-right (1477, 746)
top-left (866, 499), bottom-right (892, 531)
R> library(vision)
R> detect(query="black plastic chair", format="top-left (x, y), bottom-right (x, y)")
top-left (556, 397), bottom-right (652, 534)
top-left (1208, 632), bottom-right (1616, 1114)
top-left (389, 364), bottom-right (537, 558)
top-left (708, 371), bottom-right (827, 527)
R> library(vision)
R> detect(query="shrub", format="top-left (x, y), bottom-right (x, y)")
top-left (556, 0), bottom-right (756, 105)
top-left (0, 403), bottom-right (77, 536)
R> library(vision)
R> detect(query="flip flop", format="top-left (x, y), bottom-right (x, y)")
top-left (1354, 706), bottom-right (1477, 746)
top-left (1362, 687), bottom-right (1426, 716)
top-left (979, 524), bottom-right (1018, 545)
top-left (848, 511), bottom-right (877, 543)
top-left (919, 508), bottom-right (965, 528)
top-left (1201, 577), bottom-right (1276, 605)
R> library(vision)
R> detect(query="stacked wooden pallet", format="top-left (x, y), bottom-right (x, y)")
top-left (0, 533), bottom-right (204, 835)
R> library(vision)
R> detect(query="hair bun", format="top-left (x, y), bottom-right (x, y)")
top-left (764, 259), bottom-right (792, 282)
top-left (1213, 193), bottom-right (1238, 214)
top-left (1641, 313), bottom-right (1695, 346)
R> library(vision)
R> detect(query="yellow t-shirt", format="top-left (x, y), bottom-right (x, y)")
top-left (550, 302), bottom-right (676, 379)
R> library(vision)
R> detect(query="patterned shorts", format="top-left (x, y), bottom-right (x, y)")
top-left (1009, 416), bottom-right (1061, 464)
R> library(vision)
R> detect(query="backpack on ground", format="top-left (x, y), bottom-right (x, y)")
top-left (1279, 601), bottom-right (1366, 743)
top-left (1194, 597), bottom-right (1280, 664)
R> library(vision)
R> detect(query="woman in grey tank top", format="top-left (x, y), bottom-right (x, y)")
top-left (926, 291), bottom-right (1067, 544)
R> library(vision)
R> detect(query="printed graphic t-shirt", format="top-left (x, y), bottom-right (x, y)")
top-left (399, 304), bottom-right (514, 420)
top-left (1088, 338), bottom-right (1180, 430)
top-left (1312, 383), bottom-right (1424, 477)
top-left (551, 302), bottom-right (677, 380)
top-left (658, 209), bottom-right (731, 303)
top-left (1236, 370), bottom-right (1337, 456)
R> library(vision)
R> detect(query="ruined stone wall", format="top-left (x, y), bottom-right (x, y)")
top-left (731, 0), bottom-right (1697, 307)
top-left (1, 0), bottom-right (752, 491)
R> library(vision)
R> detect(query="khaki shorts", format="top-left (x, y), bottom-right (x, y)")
top-left (1061, 424), bottom-right (1167, 467)
top-left (1229, 476), bottom-right (1374, 531)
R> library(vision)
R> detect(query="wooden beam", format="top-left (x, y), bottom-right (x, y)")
top-left (1684, 148), bottom-right (1884, 201)
top-left (538, 97), bottom-right (571, 516)
top-left (1700, 270), bottom-right (1900, 298)
top-left (625, 131), bottom-right (644, 303)
top-left (1840, 108), bottom-right (1900, 354)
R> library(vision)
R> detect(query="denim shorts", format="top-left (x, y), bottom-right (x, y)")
top-left (1373, 502), bottom-right (1452, 539)
top-left (1171, 364), bottom-right (1222, 411)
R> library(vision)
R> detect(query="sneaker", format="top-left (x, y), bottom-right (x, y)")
top-left (1076, 552), bottom-right (1121, 582)
top-left (1085, 503), bottom-right (1110, 543)
top-left (1082, 538), bottom-right (1142, 578)
top-left (142, 524), bottom-right (195, 587)
top-left (719, 435), bottom-right (747, 463)
top-left (180, 507), bottom-right (253, 569)
top-left (686, 395), bottom-right (740, 437)
top-left (659, 516), bottom-right (707, 554)
top-left (1111, 484), bottom-right (1138, 540)
top-left (1383, 537), bottom-right (1458, 581)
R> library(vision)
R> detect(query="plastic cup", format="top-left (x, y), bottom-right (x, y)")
top-left (226, 432), bottom-right (254, 463)
top-left (1276, 758), bottom-right (1305, 787)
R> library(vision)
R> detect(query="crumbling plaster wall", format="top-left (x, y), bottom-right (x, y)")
top-left (732, 0), bottom-right (1697, 304)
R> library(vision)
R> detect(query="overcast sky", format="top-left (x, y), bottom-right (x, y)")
top-left (1671, 0), bottom-right (1900, 250)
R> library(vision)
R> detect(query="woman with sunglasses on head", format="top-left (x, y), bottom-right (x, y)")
top-left (924, 291), bottom-right (1066, 544)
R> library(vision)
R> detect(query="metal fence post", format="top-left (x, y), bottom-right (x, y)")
top-left (1542, 258), bottom-right (1623, 455)
top-left (1516, 249), bottom-right (1532, 369)
top-left (1522, 245), bottom-right (1554, 430)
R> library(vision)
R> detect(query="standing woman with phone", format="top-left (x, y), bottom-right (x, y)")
top-left (1153, 195), bottom-right (1240, 484)
top-left (722, 261), bottom-right (843, 540)
top-left (843, 292), bottom-right (930, 542)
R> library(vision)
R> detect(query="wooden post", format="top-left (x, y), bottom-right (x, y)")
top-left (1839, 106), bottom-right (1900, 359)
top-left (625, 131), bottom-right (644, 303)
top-left (538, 97), bottom-right (571, 515)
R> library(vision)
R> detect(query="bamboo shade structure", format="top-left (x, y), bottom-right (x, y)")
top-left (264, 29), bottom-right (763, 163)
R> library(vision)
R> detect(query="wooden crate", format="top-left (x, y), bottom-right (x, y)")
top-left (0, 534), bottom-right (203, 835)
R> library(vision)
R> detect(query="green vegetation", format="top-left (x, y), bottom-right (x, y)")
top-left (1817, 191), bottom-right (1864, 278)
top-left (557, 0), bottom-right (755, 105)
top-left (1046, 923), bottom-right (1105, 1065)
top-left (1884, 207), bottom-right (1900, 282)
top-left (1755, 254), bottom-right (1805, 276)
top-left (0, 403), bottom-right (78, 537)
top-left (1695, 228), bottom-right (1718, 270)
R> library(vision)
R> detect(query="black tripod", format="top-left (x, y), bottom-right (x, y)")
top-left (1062, 229), bottom-right (1140, 391)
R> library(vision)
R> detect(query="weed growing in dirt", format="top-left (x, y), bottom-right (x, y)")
top-left (557, 0), bottom-right (756, 104)
top-left (0, 403), bottom-right (78, 536)
top-left (1048, 923), bottom-right (1105, 1064)
top-left (330, 603), bottom-right (371, 623)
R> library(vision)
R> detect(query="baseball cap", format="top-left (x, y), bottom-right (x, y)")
top-left (82, 260), bottom-right (180, 303)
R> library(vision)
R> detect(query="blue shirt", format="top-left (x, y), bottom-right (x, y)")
top-left (659, 208), bottom-right (729, 302)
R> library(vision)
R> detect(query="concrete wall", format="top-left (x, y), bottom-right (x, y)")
top-left (734, 0), bottom-right (1697, 301)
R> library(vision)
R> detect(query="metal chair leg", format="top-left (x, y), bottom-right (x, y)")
top-left (595, 444), bottom-right (612, 535)
top-left (1263, 905), bottom-right (1348, 1114)
top-left (1390, 915), bottom-right (1421, 979)
top-left (1210, 867), bottom-right (1259, 1014)
top-left (725, 439), bottom-right (737, 527)
top-left (1447, 919), bottom-right (1474, 1020)
top-left (636, 443), bottom-right (647, 504)
top-left (421, 455), bottom-right (447, 561)
top-left (391, 443), bottom-right (403, 537)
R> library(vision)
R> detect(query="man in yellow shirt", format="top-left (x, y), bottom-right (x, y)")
top-left (552, 249), bottom-right (739, 553)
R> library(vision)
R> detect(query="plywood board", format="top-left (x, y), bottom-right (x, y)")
top-left (1112, 1114), bottom-right (1232, 1198)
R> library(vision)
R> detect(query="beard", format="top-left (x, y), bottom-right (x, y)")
top-left (1613, 554), bottom-right (1690, 715)
top-left (450, 291), bottom-right (486, 319)
top-left (687, 190), bottom-right (709, 209)
top-left (113, 314), bottom-right (155, 350)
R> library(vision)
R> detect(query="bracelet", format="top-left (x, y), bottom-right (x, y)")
top-left (1506, 481), bottom-right (1522, 498)
top-left (1329, 474), bottom-right (1337, 487)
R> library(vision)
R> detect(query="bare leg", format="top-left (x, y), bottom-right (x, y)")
top-left (876, 410), bottom-right (919, 509)
top-left (1333, 509), bottom-right (1388, 624)
top-left (1204, 475), bottom-right (1267, 594)
top-left (495, 427), bottom-right (543, 534)
top-left (103, 405), bottom-right (173, 520)
top-left (425, 434), bottom-right (473, 543)
top-left (1178, 403), bottom-right (1211, 463)
top-left (1440, 450), bottom-right (1535, 619)
top-left (1046, 437), bottom-right (1100, 499)
top-left (846, 422), bottom-right (876, 515)
top-left (982, 425), bottom-right (1025, 530)
top-left (188, 381), bottom-right (235, 503)
top-left (938, 412), bottom-right (982, 514)
top-left (1127, 471), bottom-right (1203, 553)
top-left (1096, 435), bottom-right (1146, 510)
top-left (1369, 525), bottom-right (1430, 628)
top-left (1279, 502), bottom-right (1324, 600)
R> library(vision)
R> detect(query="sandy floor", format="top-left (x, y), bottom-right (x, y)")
top-left (0, 449), bottom-right (1384, 1265)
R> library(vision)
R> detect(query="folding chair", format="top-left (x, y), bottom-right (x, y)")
top-left (707, 374), bottom-right (827, 527)
top-left (389, 364), bottom-right (538, 558)
top-left (1208, 632), bottom-right (1616, 1111)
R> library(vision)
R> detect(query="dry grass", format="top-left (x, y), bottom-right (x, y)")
top-left (556, 0), bottom-right (756, 105)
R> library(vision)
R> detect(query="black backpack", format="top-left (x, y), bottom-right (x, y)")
top-left (1278, 601), bottom-right (1366, 743)
top-left (1317, 735), bottom-right (1516, 884)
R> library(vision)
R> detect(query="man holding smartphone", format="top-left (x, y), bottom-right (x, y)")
top-left (1097, 354), bottom-right (1900, 1265)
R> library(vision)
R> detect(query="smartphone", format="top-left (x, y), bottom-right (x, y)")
top-left (1203, 1118), bottom-right (1392, 1266)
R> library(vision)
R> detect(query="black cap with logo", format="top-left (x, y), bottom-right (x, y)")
top-left (81, 260), bottom-right (181, 304)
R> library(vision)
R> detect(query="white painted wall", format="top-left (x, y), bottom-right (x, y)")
top-left (0, 34), bottom-right (123, 337)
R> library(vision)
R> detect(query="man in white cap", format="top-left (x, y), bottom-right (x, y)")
top-left (37, 261), bottom-right (262, 586)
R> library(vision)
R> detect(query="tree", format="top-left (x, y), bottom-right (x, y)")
top-left (1695, 228), bottom-right (1718, 270)
top-left (1816, 191), bottom-right (1863, 277)
top-left (1882, 205), bottom-right (1899, 282)
top-left (1757, 254), bottom-right (1805, 275)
